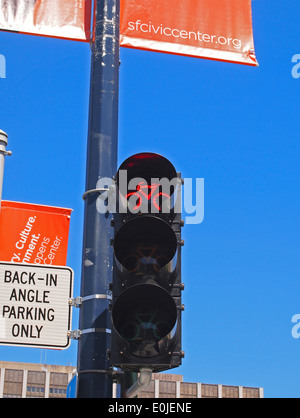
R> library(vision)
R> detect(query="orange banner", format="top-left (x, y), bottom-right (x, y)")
top-left (0, 0), bottom-right (92, 42)
top-left (0, 201), bottom-right (72, 266)
top-left (120, 0), bottom-right (258, 66)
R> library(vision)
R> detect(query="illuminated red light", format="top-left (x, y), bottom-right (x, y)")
top-left (125, 182), bottom-right (170, 211)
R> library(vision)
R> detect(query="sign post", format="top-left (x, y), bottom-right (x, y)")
top-left (0, 262), bottom-right (73, 349)
top-left (76, 0), bottom-right (120, 398)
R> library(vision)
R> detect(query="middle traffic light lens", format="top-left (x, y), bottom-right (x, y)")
top-left (114, 216), bottom-right (177, 275)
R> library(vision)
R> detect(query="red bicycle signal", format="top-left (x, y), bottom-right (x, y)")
top-left (125, 181), bottom-right (170, 212)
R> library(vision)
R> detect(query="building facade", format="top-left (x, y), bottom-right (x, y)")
top-left (0, 361), bottom-right (264, 398)
top-left (0, 361), bottom-right (76, 398)
top-left (138, 373), bottom-right (264, 398)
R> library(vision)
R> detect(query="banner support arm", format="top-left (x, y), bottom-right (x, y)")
top-left (0, 130), bottom-right (11, 213)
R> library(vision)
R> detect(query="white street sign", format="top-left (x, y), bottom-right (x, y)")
top-left (0, 262), bottom-right (73, 350)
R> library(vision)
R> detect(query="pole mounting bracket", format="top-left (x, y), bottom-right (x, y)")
top-left (68, 328), bottom-right (112, 340)
top-left (69, 294), bottom-right (112, 308)
top-left (82, 185), bottom-right (116, 201)
top-left (68, 330), bottom-right (82, 340)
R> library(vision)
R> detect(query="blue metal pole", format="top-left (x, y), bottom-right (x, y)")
top-left (77, 0), bottom-right (120, 398)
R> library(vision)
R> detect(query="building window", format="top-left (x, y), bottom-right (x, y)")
top-left (27, 386), bottom-right (45, 394)
top-left (49, 373), bottom-right (68, 398)
top-left (181, 382), bottom-right (197, 398)
top-left (49, 387), bottom-right (67, 395)
top-left (243, 387), bottom-right (260, 399)
top-left (201, 384), bottom-right (218, 398)
top-left (3, 369), bottom-right (23, 398)
top-left (26, 371), bottom-right (46, 398)
top-left (160, 381), bottom-right (176, 398)
top-left (222, 385), bottom-right (239, 398)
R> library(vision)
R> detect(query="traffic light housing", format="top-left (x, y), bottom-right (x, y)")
top-left (110, 153), bottom-right (184, 373)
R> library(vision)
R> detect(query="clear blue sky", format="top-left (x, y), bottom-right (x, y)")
top-left (0, 0), bottom-right (299, 398)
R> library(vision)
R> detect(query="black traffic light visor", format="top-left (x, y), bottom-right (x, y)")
top-left (117, 152), bottom-right (178, 186)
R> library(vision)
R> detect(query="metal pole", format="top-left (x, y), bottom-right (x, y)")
top-left (0, 130), bottom-right (10, 212)
top-left (77, 0), bottom-right (120, 398)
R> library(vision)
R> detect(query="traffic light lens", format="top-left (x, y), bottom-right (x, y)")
top-left (125, 182), bottom-right (171, 213)
top-left (112, 284), bottom-right (178, 358)
top-left (117, 153), bottom-right (179, 216)
top-left (114, 216), bottom-right (177, 274)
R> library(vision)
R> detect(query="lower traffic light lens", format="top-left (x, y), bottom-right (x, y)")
top-left (114, 216), bottom-right (177, 275)
top-left (112, 284), bottom-right (177, 358)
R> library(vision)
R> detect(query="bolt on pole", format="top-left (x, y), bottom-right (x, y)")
top-left (76, 0), bottom-right (120, 398)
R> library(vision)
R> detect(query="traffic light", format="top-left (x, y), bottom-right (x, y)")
top-left (110, 152), bottom-right (184, 373)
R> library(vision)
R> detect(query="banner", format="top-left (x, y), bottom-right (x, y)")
top-left (0, 201), bottom-right (72, 266)
top-left (120, 0), bottom-right (258, 66)
top-left (0, 0), bottom-right (92, 42)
